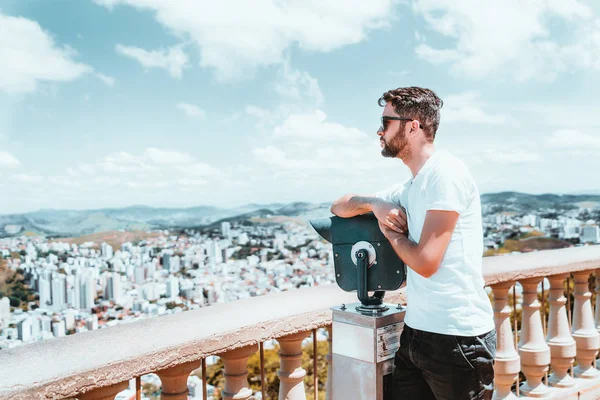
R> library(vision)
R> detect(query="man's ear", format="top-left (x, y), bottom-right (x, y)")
top-left (411, 119), bottom-right (420, 133)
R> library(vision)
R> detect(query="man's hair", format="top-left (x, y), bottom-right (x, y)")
top-left (378, 87), bottom-right (443, 142)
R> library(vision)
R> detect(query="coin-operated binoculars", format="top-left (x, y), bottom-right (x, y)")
top-left (310, 213), bottom-right (407, 400)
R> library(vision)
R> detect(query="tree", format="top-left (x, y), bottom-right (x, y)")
top-left (8, 296), bottom-right (20, 307)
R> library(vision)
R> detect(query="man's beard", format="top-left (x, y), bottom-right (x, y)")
top-left (381, 128), bottom-right (410, 159)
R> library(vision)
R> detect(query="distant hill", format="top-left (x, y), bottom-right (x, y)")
top-left (0, 202), bottom-right (333, 237)
top-left (2, 192), bottom-right (599, 238)
top-left (481, 192), bottom-right (600, 214)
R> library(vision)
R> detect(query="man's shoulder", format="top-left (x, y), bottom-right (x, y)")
top-left (430, 151), bottom-right (472, 180)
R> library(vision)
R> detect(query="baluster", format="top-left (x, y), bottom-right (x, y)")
top-left (572, 271), bottom-right (600, 378)
top-left (77, 381), bottom-right (129, 400)
top-left (518, 277), bottom-right (551, 397)
top-left (326, 325), bottom-right (332, 400)
top-left (220, 344), bottom-right (258, 400)
top-left (156, 360), bottom-right (201, 400)
top-left (546, 274), bottom-right (576, 387)
top-left (491, 282), bottom-right (520, 399)
top-left (276, 331), bottom-right (311, 400)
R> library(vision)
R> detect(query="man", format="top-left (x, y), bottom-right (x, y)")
top-left (330, 87), bottom-right (496, 399)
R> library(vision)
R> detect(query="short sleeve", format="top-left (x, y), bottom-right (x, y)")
top-left (423, 168), bottom-right (470, 214)
top-left (374, 183), bottom-right (406, 206)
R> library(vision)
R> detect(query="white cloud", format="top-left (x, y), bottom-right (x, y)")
top-left (11, 173), bottom-right (43, 183)
top-left (183, 163), bottom-right (220, 177)
top-left (96, 0), bottom-right (396, 80)
top-left (99, 151), bottom-right (151, 172)
top-left (483, 150), bottom-right (543, 164)
top-left (5, 147), bottom-right (224, 212)
top-left (273, 110), bottom-right (367, 144)
top-left (115, 44), bottom-right (189, 78)
top-left (252, 109), bottom-right (393, 180)
top-left (95, 73), bottom-right (115, 87)
top-left (415, 45), bottom-right (459, 64)
top-left (176, 102), bottom-right (207, 119)
top-left (0, 151), bottom-right (21, 168)
top-left (274, 64), bottom-right (323, 107)
top-left (0, 13), bottom-right (91, 94)
top-left (443, 92), bottom-right (508, 125)
top-left (144, 147), bottom-right (195, 165)
top-left (546, 129), bottom-right (600, 149)
top-left (79, 148), bottom-right (221, 184)
top-left (253, 146), bottom-right (287, 164)
top-left (412, 0), bottom-right (600, 80)
top-left (176, 178), bottom-right (208, 186)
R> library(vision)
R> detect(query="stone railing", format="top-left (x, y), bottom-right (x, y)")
top-left (0, 284), bottom-right (406, 400)
top-left (486, 245), bottom-right (600, 399)
top-left (2, 245), bottom-right (600, 399)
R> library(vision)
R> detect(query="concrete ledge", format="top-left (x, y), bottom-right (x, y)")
top-left (0, 284), bottom-right (406, 400)
top-left (3, 244), bottom-right (600, 399)
top-left (482, 245), bottom-right (600, 286)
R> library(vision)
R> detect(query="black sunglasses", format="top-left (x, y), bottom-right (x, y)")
top-left (380, 116), bottom-right (416, 132)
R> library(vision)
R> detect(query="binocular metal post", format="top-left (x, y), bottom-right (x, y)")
top-left (310, 213), bottom-right (408, 399)
top-left (331, 302), bottom-right (405, 400)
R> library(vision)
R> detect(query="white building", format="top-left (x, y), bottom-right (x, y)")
top-left (105, 272), bottom-right (122, 302)
top-left (207, 241), bottom-right (222, 266)
top-left (81, 274), bottom-right (96, 311)
top-left (101, 243), bottom-right (114, 259)
top-left (86, 314), bottom-right (98, 331)
top-left (68, 274), bottom-right (82, 309)
top-left (522, 214), bottom-right (539, 227)
top-left (0, 297), bottom-right (10, 324)
top-left (51, 274), bottom-right (67, 312)
top-left (134, 266), bottom-right (146, 284)
top-left (582, 225), bottom-right (600, 244)
top-left (166, 276), bottom-right (179, 299)
top-left (52, 320), bottom-right (66, 337)
top-left (238, 233), bottom-right (249, 246)
top-left (39, 277), bottom-right (51, 309)
top-left (17, 317), bottom-right (33, 342)
top-left (142, 282), bottom-right (160, 301)
top-left (221, 222), bottom-right (231, 238)
top-left (170, 256), bottom-right (181, 274)
top-left (560, 225), bottom-right (581, 240)
top-left (40, 315), bottom-right (52, 333)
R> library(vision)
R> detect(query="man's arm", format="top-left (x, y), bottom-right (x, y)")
top-left (331, 194), bottom-right (408, 233)
top-left (379, 210), bottom-right (458, 278)
top-left (330, 194), bottom-right (379, 218)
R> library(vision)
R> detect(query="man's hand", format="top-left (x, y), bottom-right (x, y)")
top-left (372, 201), bottom-right (408, 234)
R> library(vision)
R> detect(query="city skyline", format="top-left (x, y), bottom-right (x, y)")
top-left (2, 1), bottom-right (600, 214)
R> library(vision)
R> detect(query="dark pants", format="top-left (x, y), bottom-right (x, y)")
top-left (393, 324), bottom-right (497, 400)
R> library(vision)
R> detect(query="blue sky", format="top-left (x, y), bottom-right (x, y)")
top-left (1, 0), bottom-right (600, 214)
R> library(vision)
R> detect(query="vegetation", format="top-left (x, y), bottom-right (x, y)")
top-left (484, 237), bottom-right (572, 257)
top-left (517, 230), bottom-right (546, 239)
top-left (200, 339), bottom-right (330, 400)
top-left (0, 258), bottom-right (35, 310)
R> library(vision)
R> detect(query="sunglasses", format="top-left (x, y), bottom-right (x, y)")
top-left (380, 116), bottom-right (416, 132)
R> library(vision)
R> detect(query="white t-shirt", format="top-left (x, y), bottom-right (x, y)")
top-left (375, 150), bottom-right (494, 336)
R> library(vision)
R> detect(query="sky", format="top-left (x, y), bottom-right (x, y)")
top-left (1, 0), bottom-right (600, 214)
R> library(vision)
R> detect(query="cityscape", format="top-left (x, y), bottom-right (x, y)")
top-left (2, 193), bottom-right (600, 352)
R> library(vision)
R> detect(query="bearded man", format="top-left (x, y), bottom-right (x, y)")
top-left (330, 87), bottom-right (496, 400)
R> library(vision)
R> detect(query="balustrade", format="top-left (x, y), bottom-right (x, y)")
top-left (518, 277), bottom-right (551, 397)
top-left (5, 248), bottom-right (600, 399)
top-left (546, 274), bottom-right (576, 388)
top-left (490, 281), bottom-right (520, 399)
top-left (572, 271), bottom-right (600, 379)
